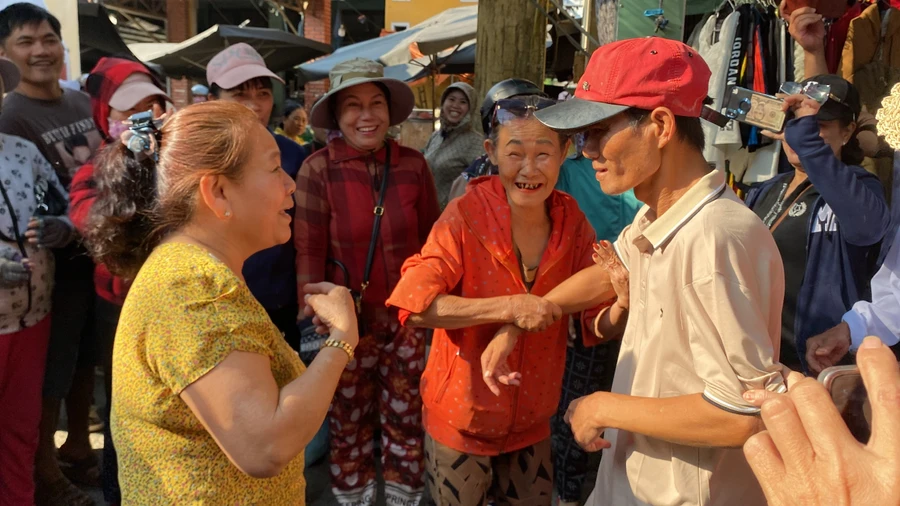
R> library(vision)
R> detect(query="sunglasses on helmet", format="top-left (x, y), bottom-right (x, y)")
top-left (491, 96), bottom-right (558, 128)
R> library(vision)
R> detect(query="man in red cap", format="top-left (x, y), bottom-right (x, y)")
top-left (485, 37), bottom-right (787, 505)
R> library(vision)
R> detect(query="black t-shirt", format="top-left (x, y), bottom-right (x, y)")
top-left (753, 175), bottom-right (819, 369)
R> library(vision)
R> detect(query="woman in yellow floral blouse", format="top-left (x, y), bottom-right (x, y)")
top-left (82, 100), bottom-right (358, 504)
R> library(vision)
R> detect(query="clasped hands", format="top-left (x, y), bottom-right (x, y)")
top-left (480, 240), bottom-right (628, 396)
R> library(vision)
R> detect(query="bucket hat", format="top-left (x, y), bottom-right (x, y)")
top-left (309, 57), bottom-right (414, 130)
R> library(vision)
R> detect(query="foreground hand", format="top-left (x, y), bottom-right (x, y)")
top-left (481, 324), bottom-right (523, 396)
top-left (593, 240), bottom-right (629, 310)
top-left (508, 294), bottom-right (562, 331)
top-left (565, 394), bottom-right (612, 452)
top-left (302, 282), bottom-right (359, 348)
top-left (25, 216), bottom-right (74, 249)
top-left (743, 337), bottom-right (900, 506)
top-left (0, 249), bottom-right (29, 288)
top-left (806, 322), bottom-right (852, 374)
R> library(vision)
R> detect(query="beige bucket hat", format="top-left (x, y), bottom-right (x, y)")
top-left (309, 57), bottom-right (414, 130)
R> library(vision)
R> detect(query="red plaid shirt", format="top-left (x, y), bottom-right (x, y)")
top-left (294, 137), bottom-right (440, 317)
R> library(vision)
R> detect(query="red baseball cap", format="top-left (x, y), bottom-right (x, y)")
top-left (535, 37), bottom-right (711, 131)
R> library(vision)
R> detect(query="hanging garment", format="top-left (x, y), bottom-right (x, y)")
top-left (698, 8), bottom-right (743, 165)
top-left (826, 2), bottom-right (865, 74)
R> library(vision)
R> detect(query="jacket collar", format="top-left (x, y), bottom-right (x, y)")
top-left (633, 169), bottom-right (727, 252)
top-left (456, 176), bottom-right (579, 292)
top-left (327, 136), bottom-right (401, 167)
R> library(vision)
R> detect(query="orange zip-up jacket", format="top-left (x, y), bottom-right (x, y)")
top-left (387, 176), bottom-right (606, 455)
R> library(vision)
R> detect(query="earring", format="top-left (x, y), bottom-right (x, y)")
top-left (224, 210), bottom-right (232, 218)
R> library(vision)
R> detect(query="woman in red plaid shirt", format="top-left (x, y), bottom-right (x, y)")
top-left (294, 58), bottom-right (440, 506)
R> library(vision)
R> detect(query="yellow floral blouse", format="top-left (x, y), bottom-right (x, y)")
top-left (112, 242), bottom-right (307, 505)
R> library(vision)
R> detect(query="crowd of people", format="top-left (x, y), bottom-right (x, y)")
top-left (2, 1), bottom-right (900, 506)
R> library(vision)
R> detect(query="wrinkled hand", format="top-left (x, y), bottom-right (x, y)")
top-left (593, 240), bottom-right (629, 310)
top-left (508, 294), bottom-right (562, 331)
top-left (742, 337), bottom-right (900, 506)
top-left (806, 322), bottom-right (852, 374)
top-left (26, 216), bottom-right (74, 249)
top-left (0, 248), bottom-right (29, 288)
top-left (787, 7), bottom-right (826, 54)
top-left (481, 324), bottom-right (523, 396)
top-left (302, 282), bottom-right (359, 348)
top-left (565, 394), bottom-right (612, 452)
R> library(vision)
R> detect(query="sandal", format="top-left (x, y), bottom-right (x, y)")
top-left (58, 453), bottom-right (102, 488)
top-left (34, 476), bottom-right (95, 506)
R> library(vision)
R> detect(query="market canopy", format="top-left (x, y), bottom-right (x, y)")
top-left (78, 1), bottom-right (137, 72)
top-left (130, 24), bottom-right (332, 79)
top-left (379, 6), bottom-right (478, 67)
top-left (297, 27), bottom-right (431, 83)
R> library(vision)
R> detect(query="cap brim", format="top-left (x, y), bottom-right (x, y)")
top-left (310, 76), bottom-right (415, 130)
top-left (211, 64), bottom-right (285, 90)
top-left (109, 81), bottom-right (171, 111)
top-left (0, 59), bottom-right (20, 93)
top-left (534, 97), bottom-right (629, 132)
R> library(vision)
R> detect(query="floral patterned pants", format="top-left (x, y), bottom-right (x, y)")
top-left (329, 321), bottom-right (426, 506)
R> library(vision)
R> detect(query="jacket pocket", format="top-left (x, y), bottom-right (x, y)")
top-left (425, 343), bottom-right (514, 438)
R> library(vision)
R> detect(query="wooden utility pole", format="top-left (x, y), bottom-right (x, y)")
top-left (474, 0), bottom-right (550, 113)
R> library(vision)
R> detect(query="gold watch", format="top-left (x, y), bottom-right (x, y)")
top-left (322, 338), bottom-right (355, 360)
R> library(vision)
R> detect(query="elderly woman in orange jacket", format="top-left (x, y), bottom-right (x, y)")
top-left (387, 95), bottom-right (626, 506)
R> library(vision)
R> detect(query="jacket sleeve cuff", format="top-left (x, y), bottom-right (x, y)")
top-left (842, 310), bottom-right (868, 352)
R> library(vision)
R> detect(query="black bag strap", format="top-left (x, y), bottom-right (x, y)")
top-left (356, 146), bottom-right (391, 313)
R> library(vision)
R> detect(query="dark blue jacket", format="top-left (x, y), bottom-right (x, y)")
top-left (242, 133), bottom-right (307, 311)
top-left (745, 116), bottom-right (891, 372)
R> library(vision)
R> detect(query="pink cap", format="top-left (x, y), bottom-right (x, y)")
top-left (109, 73), bottom-right (170, 111)
top-left (206, 43), bottom-right (284, 90)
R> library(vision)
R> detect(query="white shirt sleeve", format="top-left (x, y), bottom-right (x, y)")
top-left (844, 226), bottom-right (900, 350)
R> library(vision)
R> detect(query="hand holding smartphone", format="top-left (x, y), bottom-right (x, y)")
top-left (818, 365), bottom-right (871, 443)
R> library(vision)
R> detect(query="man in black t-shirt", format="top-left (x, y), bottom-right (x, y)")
top-left (0, 4), bottom-right (100, 503)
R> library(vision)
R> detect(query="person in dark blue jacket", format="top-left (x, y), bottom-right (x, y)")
top-left (745, 75), bottom-right (891, 374)
top-left (206, 43), bottom-right (308, 349)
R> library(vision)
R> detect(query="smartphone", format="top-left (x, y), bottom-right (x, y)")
top-left (782, 0), bottom-right (851, 19)
top-left (722, 86), bottom-right (788, 133)
top-left (818, 365), bottom-right (870, 443)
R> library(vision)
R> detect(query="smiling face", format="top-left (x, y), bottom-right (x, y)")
top-left (335, 83), bottom-right (390, 152)
top-left (441, 89), bottom-right (470, 126)
top-left (486, 116), bottom-right (569, 209)
top-left (1, 20), bottom-right (63, 89)
top-left (224, 123), bottom-right (296, 250)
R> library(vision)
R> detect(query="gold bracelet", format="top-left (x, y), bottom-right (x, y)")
top-left (322, 338), bottom-right (354, 360)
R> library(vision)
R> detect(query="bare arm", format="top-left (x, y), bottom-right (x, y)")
top-left (180, 282), bottom-right (358, 479)
top-left (180, 347), bottom-right (349, 478)
top-left (542, 263), bottom-right (615, 314)
top-left (594, 303), bottom-right (628, 342)
top-left (406, 293), bottom-right (562, 332)
top-left (405, 294), bottom-right (515, 329)
top-left (567, 391), bottom-right (761, 451)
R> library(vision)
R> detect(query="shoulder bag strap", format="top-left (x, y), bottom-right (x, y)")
top-left (355, 146), bottom-right (391, 314)
top-left (769, 182), bottom-right (815, 234)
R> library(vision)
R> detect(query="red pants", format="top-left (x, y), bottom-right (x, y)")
top-left (0, 316), bottom-right (51, 506)
top-left (329, 321), bottom-right (425, 506)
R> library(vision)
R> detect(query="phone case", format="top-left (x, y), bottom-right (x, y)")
top-left (723, 86), bottom-right (787, 133)
top-left (783, 0), bottom-right (850, 19)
